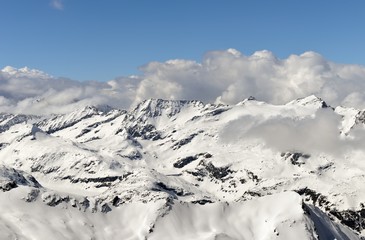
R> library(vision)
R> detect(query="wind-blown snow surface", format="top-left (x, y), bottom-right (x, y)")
top-left (1, 96), bottom-right (365, 239)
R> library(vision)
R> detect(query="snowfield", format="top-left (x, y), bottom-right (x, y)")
top-left (0, 189), bottom-right (359, 240)
top-left (1, 95), bottom-right (365, 239)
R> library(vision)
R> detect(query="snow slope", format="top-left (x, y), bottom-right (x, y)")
top-left (0, 188), bottom-right (358, 240)
top-left (1, 96), bottom-right (365, 239)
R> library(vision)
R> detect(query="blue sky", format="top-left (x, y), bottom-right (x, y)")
top-left (1, 0), bottom-right (365, 81)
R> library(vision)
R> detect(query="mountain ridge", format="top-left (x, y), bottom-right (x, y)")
top-left (1, 95), bottom-right (365, 239)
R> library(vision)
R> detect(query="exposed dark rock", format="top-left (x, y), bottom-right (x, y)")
top-left (318, 162), bottom-right (334, 172)
top-left (0, 142), bottom-right (9, 150)
top-left (228, 179), bottom-right (237, 188)
top-left (80, 197), bottom-right (90, 210)
top-left (127, 124), bottom-right (162, 141)
top-left (239, 178), bottom-right (247, 184)
top-left (206, 108), bottom-right (229, 117)
top-left (25, 189), bottom-right (40, 202)
top-left (262, 182), bottom-right (284, 192)
top-left (62, 172), bottom-right (132, 186)
top-left (297, 188), bottom-right (365, 233)
top-left (117, 150), bottom-right (143, 160)
top-left (321, 101), bottom-right (329, 108)
top-left (172, 131), bottom-right (203, 150)
top-left (173, 156), bottom-right (198, 168)
top-left (204, 162), bottom-right (232, 179)
top-left (43, 166), bottom-right (61, 174)
top-left (247, 96), bottom-right (256, 101)
top-left (296, 188), bottom-right (332, 209)
top-left (101, 203), bottom-right (112, 213)
top-left (0, 181), bottom-right (18, 191)
top-left (246, 170), bottom-right (260, 183)
top-left (173, 153), bottom-right (212, 169)
top-left (30, 164), bottom-right (43, 173)
top-left (186, 161), bottom-right (233, 182)
top-left (189, 115), bottom-right (202, 122)
top-left (355, 111), bottom-right (365, 125)
top-left (244, 191), bottom-right (261, 198)
top-left (112, 196), bottom-right (121, 206)
top-left (42, 192), bottom-right (62, 206)
top-left (0, 166), bottom-right (42, 190)
top-left (236, 191), bottom-right (262, 201)
top-left (329, 209), bottom-right (365, 233)
top-left (75, 128), bottom-right (92, 138)
top-left (152, 182), bottom-right (192, 197)
top-left (191, 199), bottom-right (214, 205)
top-left (148, 224), bottom-right (155, 234)
top-left (81, 136), bottom-right (101, 143)
top-left (203, 153), bottom-right (213, 158)
top-left (281, 152), bottom-right (310, 166)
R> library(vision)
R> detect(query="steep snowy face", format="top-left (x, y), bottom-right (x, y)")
top-left (0, 113), bottom-right (39, 133)
top-left (0, 96), bottom-right (365, 239)
top-left (286, 95), bottom-right (330, 108)
top-left (0, 165), bottom-right (41, 191)
top-left (132, 99), bottom-right (205, 119)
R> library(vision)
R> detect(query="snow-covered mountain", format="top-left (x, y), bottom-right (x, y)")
top-left (1, 95), bottom-right (365, 239)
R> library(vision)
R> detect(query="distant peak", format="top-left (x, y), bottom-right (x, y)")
top-left (286, 95), bottom-right (329, 108)
top-left (236, 96), bottom-right (259, 105)
top-left (79, 105), bottom-right (114, 114)
top-left (133, 98), bottom-right (204, 118)
top-left (247, 96), bottom-right (256, 101)
top-left (137, 98), bottom-right (203, 108)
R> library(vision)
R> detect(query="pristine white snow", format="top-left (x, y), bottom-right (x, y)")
top-left (0, 96), bottom-right (364, 239)
top-left (0, 188), bottom-right (357, 240)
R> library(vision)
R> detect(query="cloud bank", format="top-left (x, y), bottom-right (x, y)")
top-left (244, 109), bottom-right (347, 155)
top-left (2, 49), bottom-right (365, 115)
top-left (219, 108), bottom-right (365, 156)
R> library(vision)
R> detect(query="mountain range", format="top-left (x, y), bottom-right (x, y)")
top-left (1, 95), bottom-right (365, 239)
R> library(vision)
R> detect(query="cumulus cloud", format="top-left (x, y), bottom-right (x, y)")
top-left (0, 66), bottom-right (136, 115)
top-left (129, 49), bottom-right (365, 109)
top-left (50, 0), bottom-right (63, 10)
top-left (2, 49), bottom-right (365, 115)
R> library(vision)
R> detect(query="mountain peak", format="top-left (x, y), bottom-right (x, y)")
top-left (81, 105), bottom-right (114, 114)
top-left (236, 96), bottom-right (264, 106)
top-left (133, 98), bottom-right (204, 119)
top-left (286, 95), bottom-right (329, 108)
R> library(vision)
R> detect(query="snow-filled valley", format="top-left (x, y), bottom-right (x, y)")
top-left (1, 95), bottom-right (365, 239)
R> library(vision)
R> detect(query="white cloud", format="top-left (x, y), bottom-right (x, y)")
top-left (2, 49), bottom-right (365, 115)
top-left (50, 0), bottom-right (63, 10)
top-left (0, 66), bottom-right (136, 115)
top-left (130, 50), bottom-right (365, 109)
top-left (245, 109), bottom-right (344, 155)
top-left (219, 108), bottom-right (365, 156)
